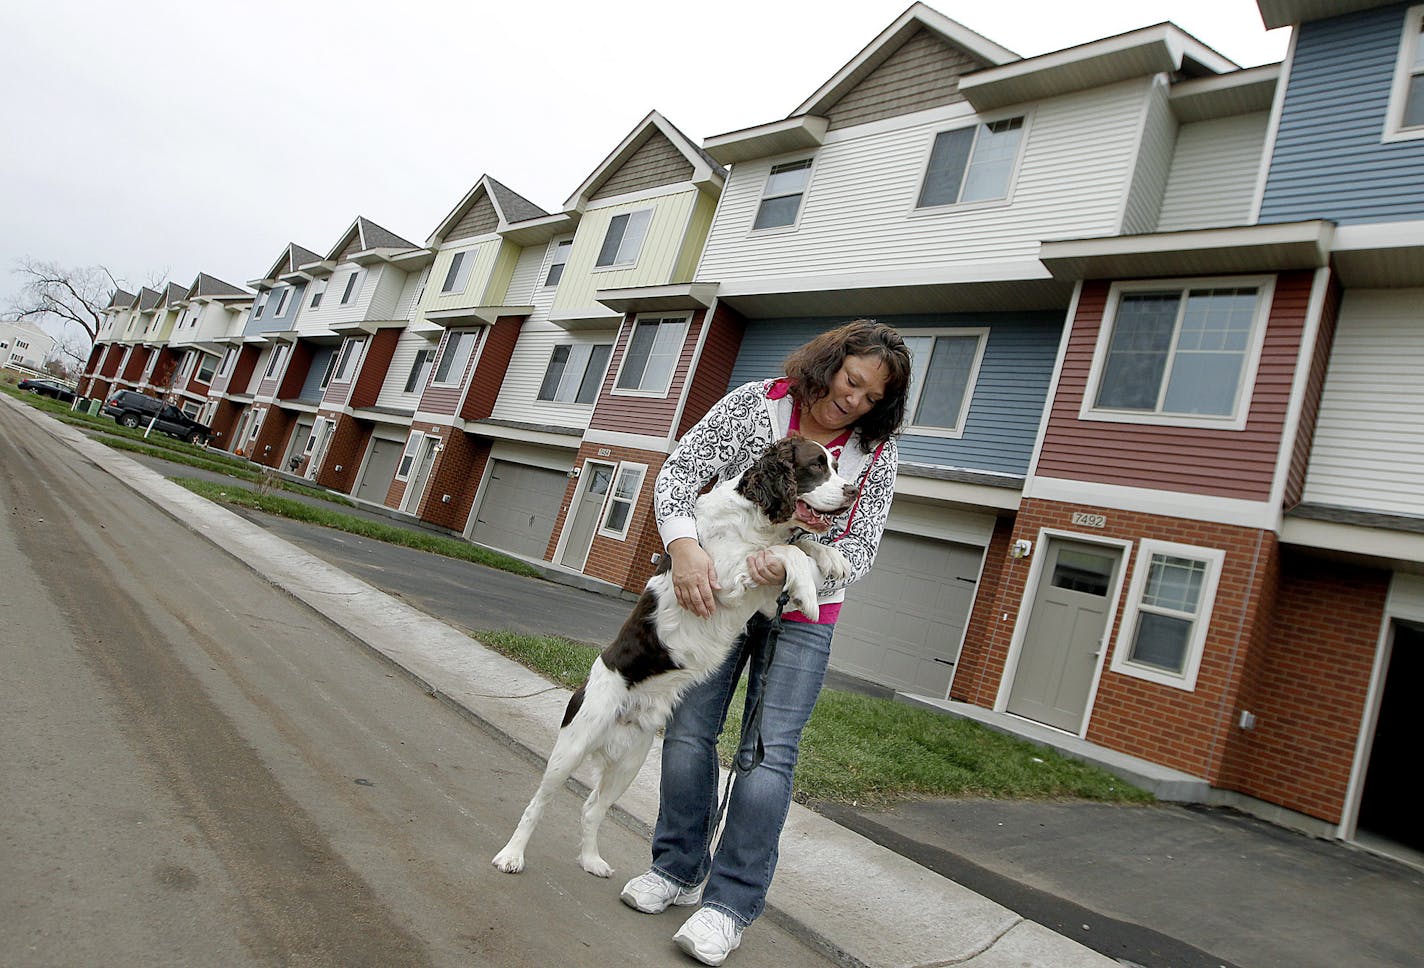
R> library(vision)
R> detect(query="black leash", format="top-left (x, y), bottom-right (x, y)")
top-left (711, 590), bottom-right (790, 838)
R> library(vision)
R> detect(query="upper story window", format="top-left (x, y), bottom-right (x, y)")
top-left (594, 209), bottom-right (652, 269)
top-left (254, 290), bottom-right (271, 317)
top-left (197, 353), bottom-right (217, 383)
top-left (1110, 539), bottom-right (1224, 692)
top-left (1385, 5), bottom-right (1424, 142)
top-left (273, 286), bottom-right (292, 317)
top-left (544, 239), bottom-right (573, 287)
top-left (441, 250), bottom-right (475, 294)
top-left (613, 315), bottom-right (687, 396)
top-left (753, 159), bottom-right (813, 230)
top-left (432, 329), bottom-right (479, 385)
top-left (403, 348), bottom-right (433, 394)
top-left (309, 278), bottom-right (327, 309)
top-left (1083, 279), bottom-right (1273, 431)
top-left (264, 344), bottom-right (289, 379)
top-left (339, 270), bottom-right (362, 305)
top-left (537, 343), bottom-right (612, 404)
top-left (217, 348), bottom-right (236, 378)
top-left (917, 116), bottom-right (1026, 209)
top-left (902, 330), bottom-right (988, 438)
top-left (332, 337), bottom-right (364, 384)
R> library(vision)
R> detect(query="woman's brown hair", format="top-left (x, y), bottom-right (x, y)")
top-left (783, 319), bottom-right (912, 448)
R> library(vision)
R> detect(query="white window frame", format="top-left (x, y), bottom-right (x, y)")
top-left (254, 290), bottom-right (271, 317)
top-left (403, 348), bottom-right (434, 395)
top-left (142, 351), bottom-right (159, 380)
top-left (339, 270), bottom-right (362, 305)
top-left (597, 462), bottom-right (647, 540)
top-left (318, 347), bottom-right (339, 390)
top-left (751, 157), bottom-right (814, 233)
top-left (1384, 4), bottom-right (1424, 143)
top-left (216, 348), bottom-right (236, 378)
top-left (901, 328), bottom-right (989, 439)
top-left (331, 337), bottom-right (365, 384)
top-left (196, 353), bottom-right (217, 383)
top-left (593, 208), bottom-right (653, 270)
top-left (304, 418), bottom-right (326, 455)
top-left (180, 400), bottom-right (201, 419)
top-left (440, 249), bottom-right (475, 294)
top-left (1110, 539), bottom-right (1225, 692)
top-left (610, 313), bottom-right (689, 398)
top-left (273, 286), bottom-right (292, 317)
top-left (309, 278), bottom-right (327, 309)
top-left (536, 342), bottom-right (612, 405)
top-left (1079, 276), bottom-right (1275, 432)
top-left (431, 329), bottom-right (479, 387)
top-left (394, 430), bottom-right (428, 480)
top-left (543, 238), bottom-right (573, 288)
top-left (912, 113), bottom-right (1030, 214)
top-left (263, 344), bottom-right (289, 380)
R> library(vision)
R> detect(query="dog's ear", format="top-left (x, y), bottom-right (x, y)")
top-left (737, 439), bottom-right (799, 523)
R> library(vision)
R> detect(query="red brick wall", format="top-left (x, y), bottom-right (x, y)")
top-left (418, 431), bottom-right (491, 531)
top-left (951, 514), bottom-right (1018, 707)
top-left (277, 341), bottom-right (315, 399)
top-left (315, 414), bottom-right (371, 494)
top-left (545, 441), bottom-right (669, 591)
top-left (460, 317), bottom-right (524, 421)
top-left (1220, 552), bottom-right (1388, 822)
top-left (100, 345), bottom-right (123, 377)
top-left (121, 346), bottom-right (150, 382)
top-left (210, 399), bottom-right (244, 450)
top-left (251, 406), bottom-right (295, 468)
top-left (230, 345), bottom-right (261, 396)
top-left (678, 302), bottom-right (746, 438)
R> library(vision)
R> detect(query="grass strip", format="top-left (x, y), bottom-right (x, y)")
top-left (96, 437), bottom-right (354, 505)
top-left (173, 476), bottom-right (542, 578)
top-left (469, 628), bottom-right (1151, 806)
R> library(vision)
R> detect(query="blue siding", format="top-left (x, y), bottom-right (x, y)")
top-left (242, 281), bottom-right (307, 337)
top-left (300, 346), bottom-right (336, 400)
top-left (727, 312), bottom-right (1062, 476)
top-left (1259, 3), bottom-right (1424, 224)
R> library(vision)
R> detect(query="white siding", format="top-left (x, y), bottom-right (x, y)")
top-left (1120, 77), bottom-right (1175, 236)
top-left (368, 263), bottom-right (407, 320)
top-left (296, 262), bottom-right (381, 333)
top-left (394, 265), bottom-right (429, 322)
top-left (376, 327), bottom-right (439, 411)
top-left (1302, 289), bottom-right (1424, 516)
top-left (1156, 111), bottom-right (1269, 232)
top-left (506, 242), bottom-right (548, 306)
top-left (488, 320), bottom-right (618, 429)
top-left (696, 79), bottom-right (1153, 284)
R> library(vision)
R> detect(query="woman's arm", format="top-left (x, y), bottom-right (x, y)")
top-left (817, 437), bottom-right (898, 593)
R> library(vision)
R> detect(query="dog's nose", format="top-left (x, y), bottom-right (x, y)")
top-left (841, 483), bottom-right (858, 503)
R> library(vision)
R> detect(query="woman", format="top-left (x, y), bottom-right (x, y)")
top-left (622, 319), bottom-right (912, 965)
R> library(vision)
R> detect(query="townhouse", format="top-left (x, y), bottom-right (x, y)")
top-left (70, 1), bottom-right (1420, 861)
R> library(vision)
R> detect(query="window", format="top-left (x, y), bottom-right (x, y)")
top-left (254, 290), bottom-right (271, 317)
top-left (197, 353), bottom-right (217, 383)
top-left (273, 286), bottom-right (292, 317)
top-left (598, 464), bottom-right (646, 539)
top-left (217, 348), bottom-right (236, 378)
top-left (309, 278), bottom-right (327, 309)
top-left (264, 344), bottom-right (288, 379)
top-left (339, 271), bottom-right (361, 305)
top-left (441, 250), bottom-right (474, 294)
top-left (901, 330), bottom-right (987, 436)
top-left (181, 401), bottom-right (201, 419)
top-left (917, 116), bottom-right (1026, 208)
top-left (614, 316), bottom-right (687, 395)
top-left (753, 158), bottom-right (813, 230)
top-left (332, 338), bottom-right (364, 383)
top-left (1385, 5), bottom-right (1424, 141)
top-left (395, 431), bottom-right (423, 479)
top-left (304, 418), bottom-right (325, 454)
top-left (142, 353), bottom-right (159, 379)
top-left (1087, 281), bottom-right (1270, 427)
top-left (318, 348), bottom-right (339, 390)
top-left (1111, 540), bottom-right (1225, 691)
top-left (537, 343), bottom-right (612, 404)
top-left (544, 239), bottom-right (573, 287)
top-left (594, 209), bottom-right (652, 268)
top-left (403, 348), bottom-right (433, 394)
top-left (432, 330), bottom-right (478, 385)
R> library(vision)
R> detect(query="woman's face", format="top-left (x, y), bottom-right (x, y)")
top-left (809, 352), bottom-right (890, 431)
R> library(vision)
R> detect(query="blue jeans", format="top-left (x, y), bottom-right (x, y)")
top-left (650, 613), bottom-right (833, 927)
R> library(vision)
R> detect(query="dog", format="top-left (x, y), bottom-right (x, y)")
top-left (492, 435), bottom-right (857, 877)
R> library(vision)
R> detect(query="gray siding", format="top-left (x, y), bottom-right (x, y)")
top-left (1259, 3), bottom-right (1424, 224)
top-left (299, 346), bottom-right (337, 400)
top-left (826, 28), bottom-right (987, 131)
top-left (726, 312), bottom-right (1062, 476)
top-left (444, 193), bottom-right (500, 241)
top-left (242, 281), bottom-right (307, 336)
top-left (591, 131), bottom-right (694, 200)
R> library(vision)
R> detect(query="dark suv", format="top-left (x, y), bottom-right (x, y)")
top-left (102, 390), bottom-right (213, 446)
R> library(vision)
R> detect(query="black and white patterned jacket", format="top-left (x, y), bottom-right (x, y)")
top-left (653, 379), bottom-right (898, 605)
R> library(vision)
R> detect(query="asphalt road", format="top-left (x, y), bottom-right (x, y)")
top-left (0, 405), bottom-right (833, 966)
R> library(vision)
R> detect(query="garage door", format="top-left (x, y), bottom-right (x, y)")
top-left (469, 460), bottom-right (567, 559)
top-left (355, 436), bottom-right (405, 504)
top-left (829, 531), bottom-right (984, 697)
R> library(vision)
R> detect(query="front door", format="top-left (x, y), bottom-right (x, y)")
top-left (1006, 540), bottom-right (1121, 732)
top-left (401, 436), bottom-right (439, 514)
top-left (306, 420), bottom-right (334, 480)
top-left (559, 461), bottom-right (615, 570)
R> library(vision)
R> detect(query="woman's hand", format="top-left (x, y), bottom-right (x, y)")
top-left (744, 549), bottom-right (786, 587)
top-left (669, 537), bottom-right (720, 618)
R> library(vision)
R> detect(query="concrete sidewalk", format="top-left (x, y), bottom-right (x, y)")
top-left (6, 397), bottom-right (1118, 966)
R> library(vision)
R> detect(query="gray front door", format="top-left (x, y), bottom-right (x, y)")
top-left (1006, 540), bottom-right (1121, 732)
top-left (559, 461), bottom-right (615, 571)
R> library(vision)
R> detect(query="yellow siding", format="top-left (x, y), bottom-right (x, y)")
top-left (417, 239), bottom-right (502, 320)
top-left (673, 191), bottom-right (718, 283)
top-left (552, 189), bottom-right (696, 316)
top-left (478, 242), bottom-right (522, 305)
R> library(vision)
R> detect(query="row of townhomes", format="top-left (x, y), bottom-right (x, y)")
top-left (78, 1), bottom-right (1424, 862)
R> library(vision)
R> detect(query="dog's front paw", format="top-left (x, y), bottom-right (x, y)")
top-left (580, 854), bottom-right (614, 878)
top-left (800, 541), bottom-right (851, 583)
top-left (492, 847), bottom-right (526, 874)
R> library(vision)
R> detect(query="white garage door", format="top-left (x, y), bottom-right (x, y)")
top-left (355, 436), bottom-right (405, 504)
top-left (469, 460), bottom-right (567, 559)
top-left (830, 531), bottom-right (984, 697)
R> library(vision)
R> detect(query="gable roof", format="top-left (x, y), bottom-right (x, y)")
top-left (426, 175), bottom-right (551, 246)
top-left (162, 282), bottom-right (188, 307)
top-left (136, 287), bottom-right (162, 312)
top-left (324, 216), bottom-right (419, 261)
top-left (106, 289), bottom-right (136, 310)
top-left (564, 110), bottom-right (725, 212)
top-left (255, 243), bottom-right (322, 286)
top-left (187, 272), bottom-right (249, 300)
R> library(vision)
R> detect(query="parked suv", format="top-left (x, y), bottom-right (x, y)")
top-left (102, 390), bottom-right (212, 446)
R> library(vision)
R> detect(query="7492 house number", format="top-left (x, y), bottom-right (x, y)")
top-left (1072, 512), bottom-right (1107, 529)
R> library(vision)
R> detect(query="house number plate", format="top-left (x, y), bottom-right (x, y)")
top-left (1072, 512), bottom-right (1107, 529)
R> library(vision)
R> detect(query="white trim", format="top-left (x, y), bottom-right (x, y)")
top-left (1248, 26), bottom-right (1297, 225)
top-left (1078, 275), bottom-right (1277, 432)
top-left (592, 207), bottom-right (655, 271)
top-left (394, 429), bottom-right (425, 481)
top-left (1024, 280), bottom-right (1083, 489)
top-left (540, 237), bottom-right (574, 290)
top-left (900, 327), bottom-right (989, 438)
top-left (711, 259), bottom-right (1054, 298)
top-left (750, 156), bottom-right (816, 235)
top-left (1382, 5), bottom-right (1424, 143)
top-left (908, 111), bottom-right (1032, 217)
top-left (430, 328), bottom-right (479, 387)
top-left (992, 529), bottom-right (1135, 739)
top-left (1278, 515), bottom-right (1424, 563)
top-left (552, 458), bottom-right (618, 567)
top-left (1266, 267), bottom-right (1332, 522)
top-left (1027, 476), bottom-right (1278, 530)
top-left (1339, 602), bottom-right (1399, 840)
top-left (820, 99), bottom-right (977, 148)
top-left (582, 427), bottom-right (673, 452)
top-left (1109, 538), bottom-right (1226, 691)
top-left (609, 312), bottom-right (690, 399)
top-left (582, 182), bottom-right (700, 212)
top-left (666, 298), bottom-right (716, 452)
top-left (596, 462), bottom-right (647, 541)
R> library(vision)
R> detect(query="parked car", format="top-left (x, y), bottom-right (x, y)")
top-left (101, 389), bottom-right (213, 446)
top-left (17, 377), bottom-right (77, 403)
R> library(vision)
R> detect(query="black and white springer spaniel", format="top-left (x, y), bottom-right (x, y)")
top-left (492, 435), bottom-right (857, 877)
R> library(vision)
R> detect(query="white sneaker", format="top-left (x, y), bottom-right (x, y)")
top-left (673, 907), bottom-right (743, 966)
top-left (620, 870), bottom-right (704, 914)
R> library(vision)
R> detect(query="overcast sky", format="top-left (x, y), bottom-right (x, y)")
top-left (0, 0), bottom-right (1290, 351)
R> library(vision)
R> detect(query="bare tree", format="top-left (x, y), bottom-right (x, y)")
top-left (9, 258), bottom-right (127, 366)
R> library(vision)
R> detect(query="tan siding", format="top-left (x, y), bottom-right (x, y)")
top-left (444, 193), bottom-right (500, 242)
top-left (826, 28), bottom-right (987, 131)
top-left (338, 234), bottom-right (364, 262)
top-left (592, 131), bottom-right (694, 200)
top-left (1036, 273), bottom-right (1313, 501)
